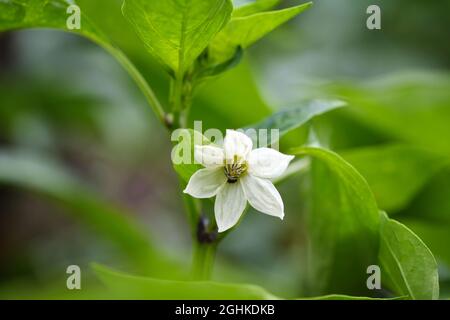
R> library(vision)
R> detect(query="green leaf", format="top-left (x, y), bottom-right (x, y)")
top-left (290, 147), bottom-right (380, 295)
top-left (399, 166), bottom-right (450, 225)
top-left (94, 263), bottom-right (402, 300)
top-left (122, 0), bottom-right (233, 74)
top-left (232, 0), bottom-right (280, 17)
top-left (342, 144), bottom-right (448, 213)
top-left (0, 0), bottom-right (98, 35)
top-left (0, 0), bottom-right (166, 123)
top-left (440, 280), bottom-right (450, 300)
top-left (379, 212), bottom-right (439, 300)
top-left (247, 99), bottom-right (346, 145)
top-left (398, 219), bottom-right (450, 269)
top-left (209, 1), bottom-right (312, 63)
top-left (329, 72), bottom-right (450, 155)
top-left (93, 263), bottom-right (279, 299)
top-left (0, 150), bottom-right (167, 274)
top-left (396, 167), bottom-right (450, 268)
top-left (191, 59), bottom-right (273, 130)
top-left (195, 46), bottom-right (243, 81)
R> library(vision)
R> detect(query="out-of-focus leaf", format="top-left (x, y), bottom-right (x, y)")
top-left (379, 212), bottom-right (439, 300)
top-left (342, 144), bottom-right (448, 213)
top-left (399, 166), bottom-right (450, 225)
top-left (232, 0), bottom-right (280, 17)
top-left (122, 0), bottom-right (233, 74)
top-left (0, 80), bottom-right (102, 138)
top-left (0, 0), bottom-right (166, 122)
top-left (248, 99), bottom-right (346, 145)
top-left (0, 0), bottom-right (113, 64)
top-left (273, 158), bottom-right (310, 184)
top-left (93, 263), bottom-right (279, 299)
top-left (0, 0), bottom-right (99, 36)
top-left (191, 60), bottom-right (272, 130)
top-left (94, 263), bottom-right (403, 300)
top-left (0, 150), bottom-right (175, 275)
top-left (440, 281), bottom-right (450, 300)
top-left (311, 109), bottom-right (393, 151)
top-left (399, 219), bottom-right (450, 268)
top-left (195, 47), bottom-right (243, 81)
top-left (0, 279), bottom-right (117, 300)
top-left (329, 72), bottom-right (450, 155)
top-left (209, 2), bottom-right (312, 63)
top-left (291, 147), bottom-right (380, 295)
top-left (396, 167), bottom-right (450, 268)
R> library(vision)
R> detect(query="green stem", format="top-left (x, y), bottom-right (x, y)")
top-left (170, 74), bottom-right (185, 129)
top-left (192, 242), bottom-right (217, 281)
top-left (180, 180), bottom-right (200, 236)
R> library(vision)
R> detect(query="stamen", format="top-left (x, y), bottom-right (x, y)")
top-left (224, 157), bottom-right (247, 183)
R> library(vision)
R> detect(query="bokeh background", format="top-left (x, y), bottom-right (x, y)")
top-left (0, 0), bottom-right (449, 298)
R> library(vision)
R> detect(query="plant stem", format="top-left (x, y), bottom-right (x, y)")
top-left (170, 67), bottom-right (217, 280)
top-left (192, 242), bottom-right (217, 281)
top-left (170, 74), bottom-right (185, 129)
top-left (180, 181), bottom-right (200, 236)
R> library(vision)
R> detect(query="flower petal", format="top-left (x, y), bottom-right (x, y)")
top-left (223, 129), bottom-right (253, 162)
top-left (194, 145), bottom-right (224, 168)
top-left (184, 168), bottom-right (226, 199)
top-left (215, 182), bottom-right (247, 232)
top-left (241, 175), bottom-right (284, 219)
top-left (248, 148), bottom-right (295, 179)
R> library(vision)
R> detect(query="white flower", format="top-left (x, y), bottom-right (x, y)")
top-left (184, 130), bottom-right (295, 233)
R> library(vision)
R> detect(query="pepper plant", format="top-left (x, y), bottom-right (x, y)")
top-left (0, 0), bottom-right (443, 300)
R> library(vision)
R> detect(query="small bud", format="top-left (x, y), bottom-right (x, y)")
top-left (164, 113), bottom-right (174, 129)
top-left (197, 215), bottom-right (217, 244)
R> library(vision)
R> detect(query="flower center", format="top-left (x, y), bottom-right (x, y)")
top-left (224, 155), bottom-right (248, 183)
